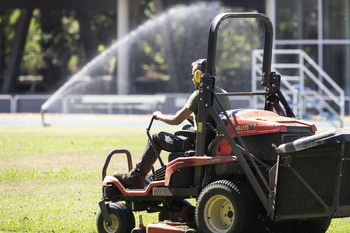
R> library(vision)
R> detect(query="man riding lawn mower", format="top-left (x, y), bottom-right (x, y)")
top-left (97, 13), bottom-right (350, 233)
top-left (113, 58), bottom-right (231, 190)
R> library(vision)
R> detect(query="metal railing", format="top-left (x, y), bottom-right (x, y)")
top-left (252, 49), bottom-right (345, 128)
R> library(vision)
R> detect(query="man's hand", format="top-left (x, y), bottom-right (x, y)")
top-left (153, 111), bottom-right (162, 120)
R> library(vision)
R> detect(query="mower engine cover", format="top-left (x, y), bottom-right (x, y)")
top-left (217, 109), bottom-right (316, 161)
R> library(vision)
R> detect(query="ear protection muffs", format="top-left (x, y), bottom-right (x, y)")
top-left (194, 59), bottom-right (206, 83)
top-left (194, 70), bottom-right (202, 83)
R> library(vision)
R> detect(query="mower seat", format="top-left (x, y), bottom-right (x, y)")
top-left (174, 130), bottom-right (196, 141)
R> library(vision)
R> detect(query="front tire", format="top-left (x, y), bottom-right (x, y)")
top-left (195, 180), bottom-right (260, 233)
top-left (97, 202), bottom-right (135, 233)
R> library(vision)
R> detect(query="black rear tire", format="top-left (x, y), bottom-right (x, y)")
top-left (268, 218), bottom-right (332, 233)
top-left (195, 180), bottom-right (260, 233)
top-left (301, 218), bottom-right (332, 233)
top-left (96, 202), bottom-right (135, 233)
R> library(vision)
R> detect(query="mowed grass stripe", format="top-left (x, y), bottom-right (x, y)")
top-left (1, 168), bottom-right (96, 181)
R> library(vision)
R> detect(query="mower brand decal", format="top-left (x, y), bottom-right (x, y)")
top-left (236, 124), bottom-right (256, 131)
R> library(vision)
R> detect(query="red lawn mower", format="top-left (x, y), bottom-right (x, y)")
top-left (96, 13), bottom-right (350, 233)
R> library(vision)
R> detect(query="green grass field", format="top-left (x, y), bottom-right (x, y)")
top-left (0, 126), bottom-right (349, 232)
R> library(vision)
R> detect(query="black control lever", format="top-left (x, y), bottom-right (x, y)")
top-left (146, 116), bottom-right (165, 167)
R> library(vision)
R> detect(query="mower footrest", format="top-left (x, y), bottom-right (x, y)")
top-left (152, 187), bottom-right (198, 196)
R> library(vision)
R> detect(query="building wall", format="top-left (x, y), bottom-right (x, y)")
top-left (271, 0), bottom-right (350, 95)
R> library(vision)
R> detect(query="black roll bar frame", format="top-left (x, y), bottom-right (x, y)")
top-left (195, 13), bottom-right (292, 218)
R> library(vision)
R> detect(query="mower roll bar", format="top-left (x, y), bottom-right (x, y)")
top-left (207, 13), bottom-right (295, 117)
top-left (206, 12), bottom-right (273, 78)
top-left (197, 12), bottom-right (275, 156)
top-left (196, 13), bottom-right (284, 218)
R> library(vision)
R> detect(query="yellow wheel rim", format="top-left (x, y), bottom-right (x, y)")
top-left (103, 213), bottom-right (119, 233)
top-left (204, 194), bottom-right (235, 232)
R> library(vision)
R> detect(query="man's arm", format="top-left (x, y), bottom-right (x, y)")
top-left (153, 106), bottom-right (193, 125)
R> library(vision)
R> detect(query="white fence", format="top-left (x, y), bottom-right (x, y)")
top-left (0, 94), bottom-right (254, 114)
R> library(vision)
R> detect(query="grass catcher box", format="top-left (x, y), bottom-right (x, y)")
top-left (275, 129), bottom-right (350, 220)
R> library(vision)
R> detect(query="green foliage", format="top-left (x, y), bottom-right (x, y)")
top-left (0, 8), bottom-right (116, 91)
top-left (89, 11), bottom-right (116, 50)
top-left (143, 0), bottom-right (156, 19)
top-left (130, 3), bottom-right (220, 93)
top-left (277, 8), bottom-right (299, 39)
top-left (131, 5), bottom-right (267, 93)
top-left (22, 9), bottom-right (44, 75)
top-left (1, 3), bottom-right (278, 94)
top-left (0, 10), bottom-right (20, 69)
